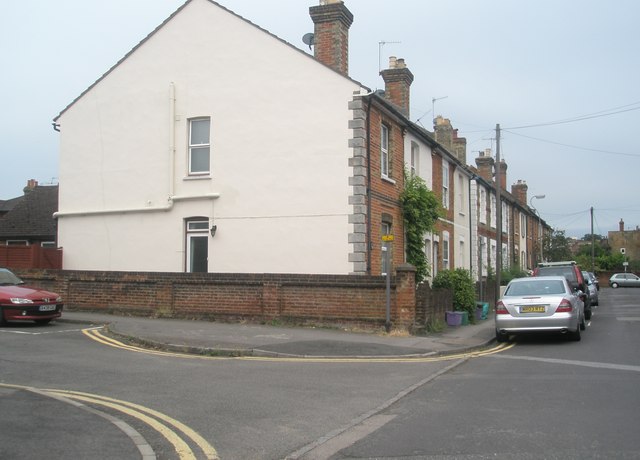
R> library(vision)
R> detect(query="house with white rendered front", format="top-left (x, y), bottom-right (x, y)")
top-left (54, 0), bottom-right (382, 274)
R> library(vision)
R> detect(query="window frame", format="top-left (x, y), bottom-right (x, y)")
top-left (185, 218), bottom-right (209, 273)
top-left (442, 160), bottom-right (450, 209)
top-left (381, 124), bottom-right (390, 179)
top-left (188, 117), bottom-right (211, 176)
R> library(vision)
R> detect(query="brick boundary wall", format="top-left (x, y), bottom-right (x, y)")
top-left (14, 265), bottom-right (424, 331)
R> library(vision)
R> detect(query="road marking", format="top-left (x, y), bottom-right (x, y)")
top-left (0, 383), bottom-right (218, 460)
top-left (82, 327), bottom-right (515, 363)
top-left (47, 389), bottom-right (219, 460)
top-left (491, 354), bottom-right (640, 372)
top-left (0, 326), bottom-right (102, 336)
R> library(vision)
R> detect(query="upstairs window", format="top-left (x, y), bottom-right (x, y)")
top-left (381, 124), bottom-right (390, 178)
top-left (442, 160), bottom-right (450, 209)
top-left (442, 232), bottom-right (450, 270)
top-left (189, 118), bottom-right (211, 175)
top-left (410, 142), bottom-right (419, 177)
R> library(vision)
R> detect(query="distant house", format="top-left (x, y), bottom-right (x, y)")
top-left (0, 180), bottom-right (61, 269)
top-left (0, 180), bottom-right (58, 247)
top-left (608, 219), bottom-right (640, 262)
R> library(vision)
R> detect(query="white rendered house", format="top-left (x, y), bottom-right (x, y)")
top-left (54, 0), bottom-right (369, 273)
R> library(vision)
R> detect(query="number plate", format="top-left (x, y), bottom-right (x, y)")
top-left (520, 305), bottom-right (545, 313)
top-left (39, 305), bottom-right (56, 312)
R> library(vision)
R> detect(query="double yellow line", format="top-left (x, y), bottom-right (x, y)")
top-left (83, 327), bottom-right (514, 363)
top-left (0, 383), bottom-right (218, 460)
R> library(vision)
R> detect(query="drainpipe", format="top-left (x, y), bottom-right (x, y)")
top-left (469, 175), bottom-right (474, 280)
top-left (169, 82), bottom-right (176, 198)
top-left (366, 96), bottom-right (373, 274)
top-left (53, 193), bottom-right (220, 218)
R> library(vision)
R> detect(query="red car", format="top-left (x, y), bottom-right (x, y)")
top-left (0, 268), bottom-right (63, 326)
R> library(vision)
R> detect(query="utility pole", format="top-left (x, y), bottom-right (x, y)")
top-left (495, 124), bottom-right (502, 306)
top-left (591, 207), bottom-right (595, 272)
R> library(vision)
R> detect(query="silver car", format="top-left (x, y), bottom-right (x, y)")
top-left (609, 273), bottom-right (640, 288)
top-left (582, 271), bottom-right (599, 306)
top-left (495, 276), bottom-right (585, 342)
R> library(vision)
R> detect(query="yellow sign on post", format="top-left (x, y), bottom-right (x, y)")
top-left (382, 234), bottom-right (394, 242)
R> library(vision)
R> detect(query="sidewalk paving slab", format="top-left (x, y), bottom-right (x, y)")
top-left (59, 310), bottom-right (497, 358)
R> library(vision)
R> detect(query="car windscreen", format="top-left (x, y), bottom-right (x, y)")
top-left (506, 280), bottom-right (566, 296)
top-left (0, 269), bottom-right (23, 286)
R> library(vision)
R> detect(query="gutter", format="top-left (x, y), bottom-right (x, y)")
top-left (53, 193), bottom-right (220, 218)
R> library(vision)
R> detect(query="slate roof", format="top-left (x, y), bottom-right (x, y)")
top-left (0, 185), bottom-right (58, 240)
top-left (0, 196), bottom-right (24, 215)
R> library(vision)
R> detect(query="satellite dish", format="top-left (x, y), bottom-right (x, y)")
top-left (302, 33), bottom-right (314, 50)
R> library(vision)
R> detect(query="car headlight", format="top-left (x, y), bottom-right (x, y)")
top-left (10, 298), bottom-right (34, 304)
top-left (56, 296), bottom-right (63, 303)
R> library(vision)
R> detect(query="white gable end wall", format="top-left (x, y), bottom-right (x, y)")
top-left (56, 0), bottom-right (366, 273)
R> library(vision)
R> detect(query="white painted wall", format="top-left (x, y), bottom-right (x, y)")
top-left (57, 0), bottom-right (365, 273)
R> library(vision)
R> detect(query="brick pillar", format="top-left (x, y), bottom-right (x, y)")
top-left (394, 264), bottom-right (416, 329)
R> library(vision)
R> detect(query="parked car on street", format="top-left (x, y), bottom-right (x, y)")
top-left (0, 268), bottom-right (63, 326)
top-left (532, 261), bottom-right (592, 319)
top-left (587, 271), bottom-right (600, 291)
top-left (609, 273), bottom-right (640, 288)
top-left (495, 276), bottom-right (585, 342)
top-left (583, 271), bottom-right (599, 306)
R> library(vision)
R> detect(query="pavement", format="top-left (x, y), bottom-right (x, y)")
top-left (60, 309), bottom-right (497, 358)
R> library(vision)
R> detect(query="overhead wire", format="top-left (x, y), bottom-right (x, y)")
top-left (504, 100), bottom-right (640, 130)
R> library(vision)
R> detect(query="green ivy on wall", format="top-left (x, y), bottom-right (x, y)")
top-left (400, 170), bottom-right (442, 283)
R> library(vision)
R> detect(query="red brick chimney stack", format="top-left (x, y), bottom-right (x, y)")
top-left (475, 149), bottom-right (494, 182)
top-left (309, 0), bottom-right (354, 76)
top-left (435, 116), bottom-right (467, 164)
top-left (620, 218), bottom-right (625, 232)
top-left (511, 180), bottom-right (528, 206)
top-left (498, 160), bottom-right (508, 190)
top-left (24, 179), bottom-right (38, 194)
top-left (380, 56), bottom-right (414, 118)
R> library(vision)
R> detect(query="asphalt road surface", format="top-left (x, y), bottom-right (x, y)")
top-left (1, 287), bottom-right (639, 459)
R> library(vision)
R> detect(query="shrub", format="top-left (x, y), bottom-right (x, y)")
top-left (433, 269), bottom-right (476, 321)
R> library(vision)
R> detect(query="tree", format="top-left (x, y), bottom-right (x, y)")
top-left (543, 229), bottom-right (572, 261)
top-left (581, 233), bottom-right (604, 241)
top-left (400, 171), bottom-right (442, 283)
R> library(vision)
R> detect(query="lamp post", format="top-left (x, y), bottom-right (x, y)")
top-left (529, 194), bottom-right (545, 265)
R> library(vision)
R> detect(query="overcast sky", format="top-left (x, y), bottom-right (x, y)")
top-left (2, 0), bottom-right (639, 238)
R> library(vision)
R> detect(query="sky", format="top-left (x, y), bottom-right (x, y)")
top-left (2, 0), bottom-right (639, 238)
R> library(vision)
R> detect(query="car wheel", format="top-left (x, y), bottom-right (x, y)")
top-left (569, 325), bottom-right (581, 341)
top-left (35, 318), bottom-right (51, 325)
top-left (611, 282), bottom-right (619, 288)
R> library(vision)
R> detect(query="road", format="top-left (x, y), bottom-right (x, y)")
top-left (1, 288), bottom-right (639, 459)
